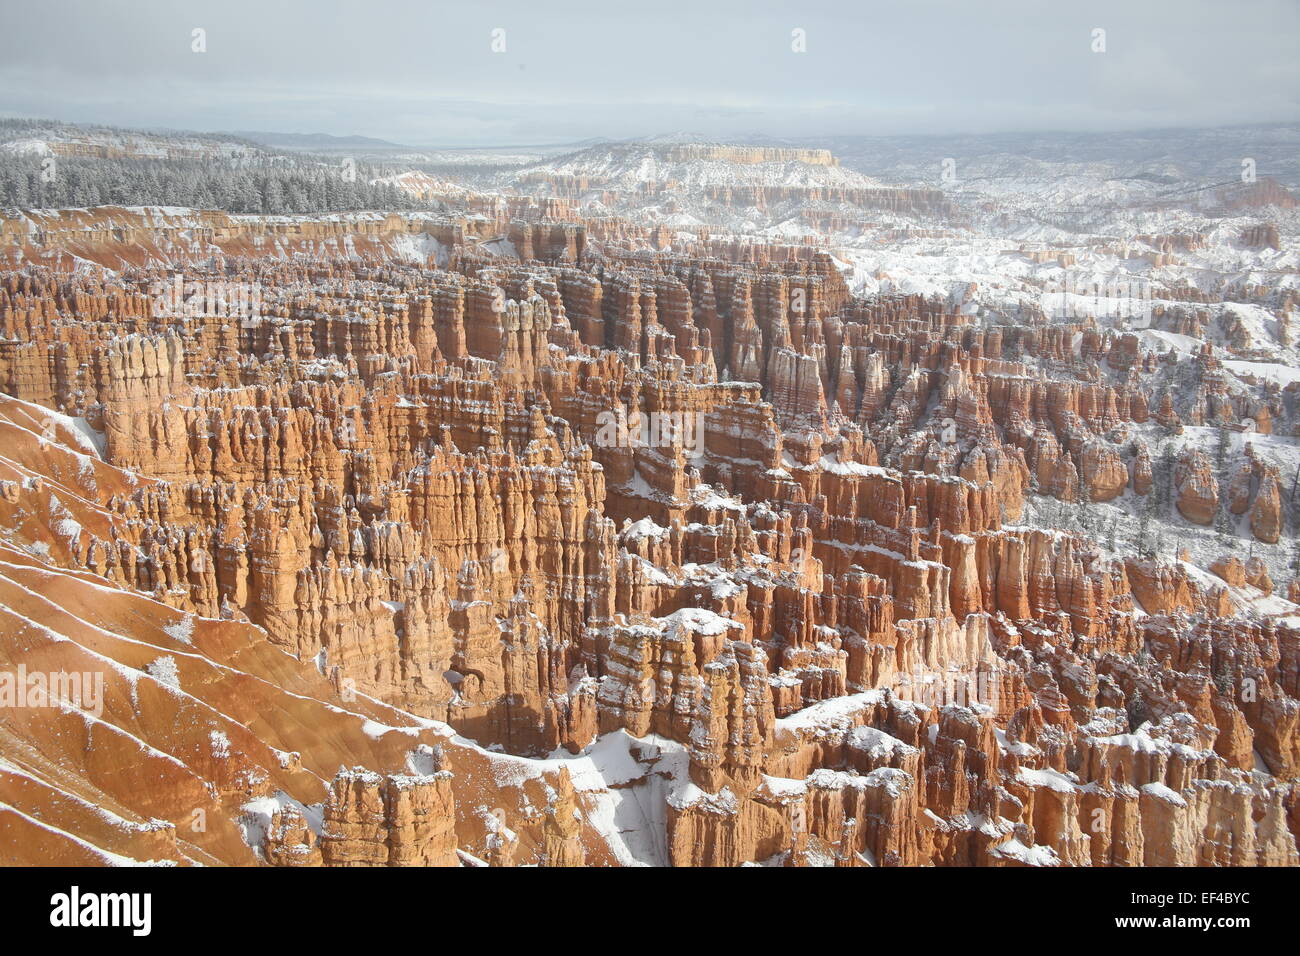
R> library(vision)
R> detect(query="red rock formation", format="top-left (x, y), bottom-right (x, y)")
top-left (0, 203), bottom-right (1296, 869)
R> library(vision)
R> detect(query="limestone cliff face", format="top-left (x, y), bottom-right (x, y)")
top-left (0, 205), bottom-right (1297, 868)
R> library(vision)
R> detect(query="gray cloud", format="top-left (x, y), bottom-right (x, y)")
top-left (0, 0), bottom-right (1296, 145)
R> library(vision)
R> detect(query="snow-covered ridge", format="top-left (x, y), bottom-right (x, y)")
top-left (513, 142), bottom-right (884, 191)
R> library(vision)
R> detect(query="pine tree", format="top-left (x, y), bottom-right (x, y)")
top-left (262, 177), bottom-right (285, 215)
top-left (1136, 502), bottom-right (1152, 556)
top-left (1154, 440), bottom-right (1175, 518)
top-left (1213, 425), bottom-right (1233, 541)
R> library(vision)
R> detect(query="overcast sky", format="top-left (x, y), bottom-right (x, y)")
top-left (1, 0), bottom-right (1297, 146)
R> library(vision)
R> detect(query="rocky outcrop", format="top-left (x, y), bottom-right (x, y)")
top-left (321, 767), bottom-right (458, 867)
top-left (1, 200), bottom-right (1296, 870)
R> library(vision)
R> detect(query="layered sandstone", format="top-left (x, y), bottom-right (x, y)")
top-left (0, 203), bottom-right (1296, 868)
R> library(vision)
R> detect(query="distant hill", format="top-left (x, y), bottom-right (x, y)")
top-left (234, 131), bottom-right (407, 150)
